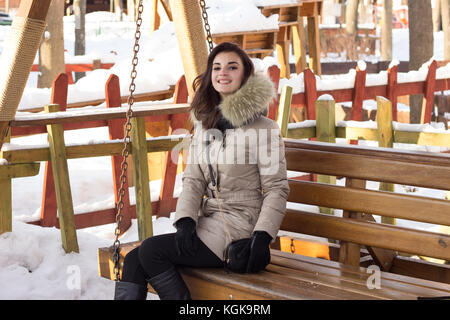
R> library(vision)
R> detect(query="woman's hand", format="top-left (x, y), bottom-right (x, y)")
top-left (246, 231), bottom-right (272, 273)
top-left (174, 217), bottom-right (199, 256)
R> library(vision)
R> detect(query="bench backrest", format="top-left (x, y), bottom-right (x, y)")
top-left (282, 138), bottom-right (450, 262)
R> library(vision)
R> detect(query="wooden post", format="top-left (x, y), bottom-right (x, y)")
top-left (41, 73), bottom-right (69, 227)
top-left (349, 66), bottom-right (366, 145)
top-left (386, 65), bottom-right (398, 121)
top-left (0, 128), bottom-right (11, 234)
top-left (376, 96), bottom-right (395, 225)
top-left (292, 13), bottom-right (307, 74)
top-left (159, 75), bottom-right (189, 217)
top-left (276, 26), bottom-right (290, 79)
top-left (170, 0), bottom-right (209, 99)
top-left (307, 2), bottom-right (321, 76)
top-left (420, 60), bottom-right (437, 124)
top-left (45, 104), bottom-right (79, 253)
top-left (149, 0), bottom-right (160, 35)
top-left (277, 85), bottom-right (293, 138)
top-left (0, 163), bottom-right (40, 235)
top-left (267, 65), bottom-right (281, 120)
top-left (131, 116), bottom-right (153, 241)
top-left (105, 74), bottom-right (132, 234)
top-left (304, 68), bottom-right (318, 120)
top-left (0, 0), bottom-right (52, 150)
top-left (339, 178), bottom-right (365, 267)
top-left (315, 95), bottom-right (336, 215)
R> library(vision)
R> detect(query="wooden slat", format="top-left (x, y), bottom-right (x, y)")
top-left (10, 103), bottom-right (190, 127)
top-left (1, 136), bottom-right (184, 163)
top-left (284, 139), bottom-right (450, 166)
top-left (280, 210), bottom-right (450, 261)
top-left (285, 148), bottom-right (450, 190)
top-left (44, 104), bottom-right (78, 254)
top-left (271, 250), bottom-right (450, 297)
top-left (0, 162), bottom-right (40, 179)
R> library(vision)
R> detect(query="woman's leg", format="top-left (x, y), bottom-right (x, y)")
top-left (138, 233), bottom-right (222, 278)
top-left (137, 233), bottom-right (223, 300)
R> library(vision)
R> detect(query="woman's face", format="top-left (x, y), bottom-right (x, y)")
top-left (211, 51), bottom-right (245, 97)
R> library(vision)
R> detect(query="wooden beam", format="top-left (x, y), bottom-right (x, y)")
top-left (131, 116), bottom-right (153, 241)
top-left (0, 0), bottom-right (52, 150)
top-left (170, 0), bottom-right (209, 99)
top-left (44, 104), bottom-right (79, 254)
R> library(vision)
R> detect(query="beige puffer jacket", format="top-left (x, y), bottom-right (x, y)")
top-left (174, 73), bottom-right (290, 260)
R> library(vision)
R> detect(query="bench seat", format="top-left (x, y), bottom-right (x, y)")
top-left (98, 242), bottom-right (450, 300)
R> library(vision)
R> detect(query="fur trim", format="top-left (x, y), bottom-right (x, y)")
top-left (218, 73), bottom-right (276, 128)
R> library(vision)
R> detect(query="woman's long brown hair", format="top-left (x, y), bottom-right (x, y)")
top-left (190, 42), bottom-right (255, 130)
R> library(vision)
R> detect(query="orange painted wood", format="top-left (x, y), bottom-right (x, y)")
top-left (421, 60), bottom-right (437, 124)
top-left (40, 73), bottom-right (69, 227)
top-left (387, 65), bottom-right (398, 121)
top-left (349, 67), bottom-right (366, 145)
top-left (304, 68), bottom-right (317, 120)
top-left (28, 198), bottom-right (178, 229)
top-left (267, 65), bottom-right (281, 120)
top-left (105, 74), bottom-right (132, 234)
top-left (158, 76), bottom-right (189, 217)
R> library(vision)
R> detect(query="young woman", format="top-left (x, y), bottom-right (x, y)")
top-left (114, 42), bottom-right (289, 300)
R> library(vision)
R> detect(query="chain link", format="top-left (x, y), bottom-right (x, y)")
top-left (112, 0), bottom-right (144, 282)
top-left (199, 0), bottom-right (214, 53)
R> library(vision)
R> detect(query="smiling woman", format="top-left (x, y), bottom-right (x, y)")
top-left (211, 51), bottom-right (245, 97)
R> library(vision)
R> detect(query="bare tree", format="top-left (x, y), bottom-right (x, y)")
top-left (408, 0), bottom-right (433, 123)
top-left (381, 0), bottom-right (393, 61)
top-left (38, 0), bottom-right (65, 88)
top-left (74, 0), bottom-right (86, 82)
top-left (442, 0), bottom-right (450, 60)
top-left (432, 0), bottom-right (441, 33)
top-left (345, 0), bottom-right (359, 35)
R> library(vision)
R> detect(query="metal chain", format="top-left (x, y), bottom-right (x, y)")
top-left (112, 0), bottom-right (144, 282)
top-left (199, 0), bottom-right (214, 53)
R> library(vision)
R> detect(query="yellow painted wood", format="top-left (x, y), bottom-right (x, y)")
top-left (315, 97), bottom-right (336, 215)
top-left (131, 117), bottom-right (153, 241)
top-left (0, 176), bottom-right (11, 234)
top-left (376, 97), bottom-right (395, 225)
top-left (44, 104), bottom-right (79, 253)
top-left (336, 126), bottom-right (379, 141)
top-left (0, 163), bottom-right (40, 179)
top-left (286, 126), bottom-right (316, 139)
top-left (277, 85), bottom-right (293, 138)
top-left (0, 137), bottom-right (184, 164)
top-left (292, 11), bottom-right (307, 74)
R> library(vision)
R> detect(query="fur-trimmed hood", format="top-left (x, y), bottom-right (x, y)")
top-left (218, 73), bottom-right (276, 128)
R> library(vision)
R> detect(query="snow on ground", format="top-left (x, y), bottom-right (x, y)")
top-left (0, 4), bottom-right (449, 300)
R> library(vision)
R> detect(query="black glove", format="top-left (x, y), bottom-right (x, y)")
top-left (246, 231), bottom-right (272, 273)
top-left (175, 217), bottom-right (199, 256)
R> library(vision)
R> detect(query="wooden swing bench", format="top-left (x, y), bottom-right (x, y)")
top-left (98, 138), bottom-right (450, 300)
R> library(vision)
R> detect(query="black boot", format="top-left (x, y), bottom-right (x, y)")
top-left (148, 266), bottom-right (191, 300)
top-left (114, 281), bottom-right (148, 300)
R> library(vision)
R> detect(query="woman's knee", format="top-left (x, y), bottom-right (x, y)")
top-left (138, 234), bottom-right (175, 273)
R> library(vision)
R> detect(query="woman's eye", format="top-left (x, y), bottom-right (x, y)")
top-left (213, 67), bottom-right (221, 71)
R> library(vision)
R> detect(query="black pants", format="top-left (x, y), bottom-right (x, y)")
top-left (121, 233), bottom-right (223, 285)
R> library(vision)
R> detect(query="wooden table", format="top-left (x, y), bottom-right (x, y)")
top-left (258, 0), bottom-right (323, 78)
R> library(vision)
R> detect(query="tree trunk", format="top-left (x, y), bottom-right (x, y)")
top-left (408, 0), bottom-right (433, 124)
top-left (38, 0), bottom-right (65, 89)
top-left (74, 0), bottom-right (86, 82)
top-left (442, 0), bottom-right (450, 60)
top-left (432, 0), bottom-right (442, 32)
top-left (381, 0), bottom-right (393, 61)
top-left (114, 0), bottom-right (124, 21)
top-left (127, 0), bottom-right (136, 21)
top-left (345, 0), bottom-right (359, 35)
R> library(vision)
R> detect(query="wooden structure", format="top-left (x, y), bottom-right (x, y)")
top-left (258, 0), bottom-right (322, 77)
top-left (31, 60), bottom-right (115, 85)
